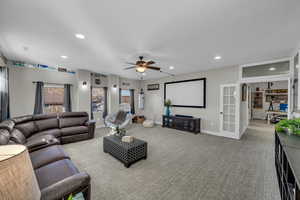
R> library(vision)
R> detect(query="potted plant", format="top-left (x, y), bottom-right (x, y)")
top-left (275, 118), bottom-right (300, 136)
top-left (164, 99), bottom-right (172, 116)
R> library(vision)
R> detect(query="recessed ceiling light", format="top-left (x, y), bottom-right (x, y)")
top-left (214, 55), bottom-right (222, 60)
top-left (269, 67), bottom-right (276, 71)
top-left (61, 55), bottom-right (68, 59)
top-left (169, 66), bottom-right (174, 70)
top-left (75, 33), bottom-right (85, 39)
top-left (142, 72), bottom-right (146, 76)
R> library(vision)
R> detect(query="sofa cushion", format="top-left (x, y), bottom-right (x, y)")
top-left (15, 121), bottom-right (38, 138)
top-left (0, 129), bottom-right (10, 145)
top-left (29, 129), bottom-right (61, 139)
top-left (59, 117), bottom-right (88, 128)
top-left (35, 119), bottom-right (59, 132)
top-left (10, 128), bottom-right (27, 144)
top-left (33, 113), bottom-right (58, 120)
top-left (35, 159), bottom-right (79, 190)
top-left (0, 120), bottom-right (15, 132)
top-left (30, 145), bottom-right (70, 169)
top-left (59, 112), bottom-right (88, 118)
top-left (61, 126), bottom-right (88, 136)
top-left (12, 115), bottom-right (33, 124)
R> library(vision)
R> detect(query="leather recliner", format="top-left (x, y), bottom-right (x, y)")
top-left (0, 112), bottom-right (94, 200)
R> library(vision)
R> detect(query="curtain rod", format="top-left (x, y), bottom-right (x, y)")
top-left (32, 81), bottom-right (73, 86)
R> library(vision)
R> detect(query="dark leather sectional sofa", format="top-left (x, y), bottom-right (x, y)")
top-left (0, 112), bottom-right (95, 200)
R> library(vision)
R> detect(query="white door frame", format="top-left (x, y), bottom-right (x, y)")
top-left (239, 76), bottom-right (291, 119)
top-left (239, 57), bottom-right (292, 120)
top-left (219, 83), bottom-right (240, 139)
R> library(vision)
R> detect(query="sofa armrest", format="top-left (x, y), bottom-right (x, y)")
top-left (85, 120), bottom-right (96, 139)
top-left (25, 135), bottom-right (60, 153)
top-left (41, 172), bottom-right (91, 200)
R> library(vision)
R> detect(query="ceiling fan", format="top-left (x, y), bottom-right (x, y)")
top-left (124, 56), bottom-right (174, 76)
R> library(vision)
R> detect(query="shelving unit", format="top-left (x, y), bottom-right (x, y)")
top-left (275, 131), bottom-right (300, 200)
top-left (252, 91), bottom-right (263, 109)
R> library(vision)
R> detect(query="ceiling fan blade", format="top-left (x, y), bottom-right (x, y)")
top-left (146, 60), bottom-right (155, 65)
top-left (126, 62), bottom-right (136, 66)
top-left (159, 70), bottom-right (175, 76)
top-left (124, 66), bottom-right (136, 70)
top-left (146, 66), bottom-right (161, 71)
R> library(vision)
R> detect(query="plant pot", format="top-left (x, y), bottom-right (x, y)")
top-left (284, 128), bottom-right (293, 136)
top-left (165, 106), bottom-right (171, 116)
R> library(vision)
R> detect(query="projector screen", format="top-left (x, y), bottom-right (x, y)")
top-left (164, 78), bottom-right (206, 108)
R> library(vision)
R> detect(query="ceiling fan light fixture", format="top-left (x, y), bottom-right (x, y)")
top-left (136, 66), bottom-right (146, 73)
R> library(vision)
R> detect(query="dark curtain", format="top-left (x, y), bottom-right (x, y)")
top-left (130, 89), bottom-right (135, 114)
top-left (0, 67), bottom-right (10, 121)
top-left (102, 87), bottom-right (108, 119)
top-left (119, 88), bottom-right (121, 104)
top-left (64, 84), bottom-right (72, 112)
top-left (33, 81), bottom-right (44, 114)
top-left (90, 86), bottom-right (94, 120)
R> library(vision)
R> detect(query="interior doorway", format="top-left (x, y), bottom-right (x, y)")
top-left (247, 80), bottom-right (288, 126)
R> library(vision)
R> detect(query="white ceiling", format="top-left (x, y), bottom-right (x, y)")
top-left (0, 0), bottom-right (299, 79)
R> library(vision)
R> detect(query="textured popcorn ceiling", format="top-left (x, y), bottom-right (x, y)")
top-left (0, 0), bottom-right (300, 79)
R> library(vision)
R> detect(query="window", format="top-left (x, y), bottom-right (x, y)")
top-left (242, 61), bottom-right (290, 78)
top-left (120, 89), bottom-right (131, 104)
top-left (44, 86), bottom-right (65, 113)
top-left (92, 87), bottom-right (105, 112)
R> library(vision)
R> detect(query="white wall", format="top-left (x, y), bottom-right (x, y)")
top-left (140, 66), bottom-right (239, 133)
top-left (9, 66), bottom-right (77, 117)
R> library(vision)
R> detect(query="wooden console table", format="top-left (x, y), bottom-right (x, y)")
top-left (162, 115), bottom-right (201, 134)
top-left (275, 131), bottom-right (300, 199)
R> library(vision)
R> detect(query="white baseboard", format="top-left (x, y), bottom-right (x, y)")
top-left (202, 129), bottom-right (239, 140)
top-left (239, 125), bottom-right (248, 138)
top-left (155, 121), bottom-right (162, 125)
top-left (96, 125), bottom-right (106, 129)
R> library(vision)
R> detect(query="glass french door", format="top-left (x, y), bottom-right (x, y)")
top-left (220, 84), bottom-right (238, 136)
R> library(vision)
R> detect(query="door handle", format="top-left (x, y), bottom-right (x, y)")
top-left (220, 112), bottom-right (223, 114)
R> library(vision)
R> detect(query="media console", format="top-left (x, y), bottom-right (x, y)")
top-left (162, 115), bottom-right (201, 134)
top-left (275, 131), bottom-right (300, 200)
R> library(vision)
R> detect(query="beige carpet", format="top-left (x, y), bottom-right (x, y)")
top-left (63, 123), bottom-right (280, 200)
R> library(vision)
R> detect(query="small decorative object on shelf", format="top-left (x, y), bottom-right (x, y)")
top-left (122, 136), bottom-right (134, 143)
top-left (164, 99), bottom-right (172, 116)
top-left (147, 83), bottom-right (160, 91)
top-left (275, 118), bottom-right (300, 135)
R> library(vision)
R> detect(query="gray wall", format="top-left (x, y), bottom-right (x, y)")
top-left (9, 66), bottom-right (77, 117)
top-left (76, 70), bottom-right (91, 118)
top-left (140, 66), bottom-right (239, 133)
